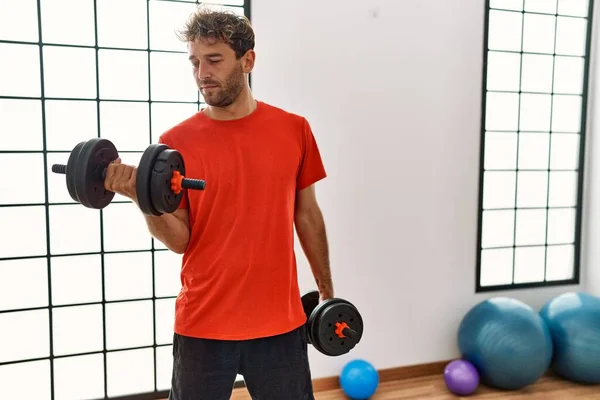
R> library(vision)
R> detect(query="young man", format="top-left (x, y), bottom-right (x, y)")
top-left (103, 7), bottom-right (333, 400)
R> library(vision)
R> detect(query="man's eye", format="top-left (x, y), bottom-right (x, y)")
top-left (209, 59), bottom-right (221, 64)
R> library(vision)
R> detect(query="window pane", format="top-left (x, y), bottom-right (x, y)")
top-left (0, 361), bottom-right (51, 400)
top-left (155, 345), bottom-right (173, 391)
top-left (154, 250), bottom-right (182, 297)
top-left (48, 205), bottom-right (101, 255)
top-left (555, 16), bottom-right (588, 57)
top-left (550, 133), bottom-right (580, 169)
top-left (490, 0), bottom-right (523, 11)
top-left (149, 0), bottom-right (198, 52)
top-left (0, 43), bottom-right (41, 97)
top-left (516, 171), bottom-right (548, 208)
top-left (517, 132), bottom-right (550, 170)
top-left (0, 0), bottom-right (38, 42)
top-left (481, 210), bottom-right (515, 248)
top-left (51, 254), bottom-right (102, 306)
top-left (485, 92), bottom-right (520, 131)
top-left (546, 244), bottom-right (575, 280)
top-left (484, 132), bottom-right (518, 170)
top-left (106, 348), bottom-right (154, 398)
top-left (553, 56), bottom-right (584, 94)
top-left (102, 203), bottom-right (153, 252)
top-left (519, 93), bottom-right (551, 132)
top-left (97, 0), bottom-right (147, 49)
top-left (524, 0), bottom-right (557, 14)
top-left (43, 46), bottom-right (97, 99)
top-left (54, 354), bottom-right (105, 400)
top-left (522, 13), bottom-right (556, 54)
top-left (0, 258), bottom-right (48, 311)
top-left (520, 53), bottom-right (553, 93)
top-left (515, 209), bottom-right (547, 246)
top-left (487, 10), bottom-right (523, 52)
top-left (480, 248), bottom-right (514, 286)
top-left (151, 103), bottom-right (199, 143)
top-left (547, 208), bottom-right (576, 244)
top-left (486, 51), bottom-right (521, 91)
top-left (514, 246), bottom-right (545, 283)
top-left (0, 206), bottom-right (47, 259)
top-left (557, 0), bottom-right (588, 17)
top-left (104, 252), bottom-right (153, 301)
top-left (40, 0), bottom-right (95, 46)
top-left (155, 298), bottom-right (175, 345)
top-left (100, 101), bottom-right (150, 151)
top-left (548, 171), bottom-right (578, 208)
top-left (0, 310), bottom-right (49, 363)
top-left (0, 99), bottom-right (43, 151)
top-left (52, 304), bottom-right (104, 356)
top-left (0, 153), bottom-right (46, 205)
top-left (151, 52), bottom-right (198, 102)
top-left (45, 100), bottom-right (98, 151)
top-left (98, 49), bottom-right (149, 100)
top-left (482, 171), bottom-right (516, 210)
top-left (105, 300), bottom-right (154, 350)
top-left (552, 95), bottom-right (582, 132)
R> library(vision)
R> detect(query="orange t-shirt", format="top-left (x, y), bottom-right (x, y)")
top-left (158, 101), bottom-right (327, 340)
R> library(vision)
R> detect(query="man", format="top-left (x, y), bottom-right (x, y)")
top-left (103, 7), bottom-right (333, 400)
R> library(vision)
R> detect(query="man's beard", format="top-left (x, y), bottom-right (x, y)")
top-left (200, 64), bottom-right (245, 107)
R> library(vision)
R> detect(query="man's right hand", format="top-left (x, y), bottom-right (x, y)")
top-left (104, 158), bottom-right (138, 201)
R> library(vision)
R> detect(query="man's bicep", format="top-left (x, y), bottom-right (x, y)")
top-left (295, 184), bottom-right (320, 216)
top-left (173, 207), bottom-right (190, 229)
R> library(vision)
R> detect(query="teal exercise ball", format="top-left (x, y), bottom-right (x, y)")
top-left (457, 297), bottom-right (553, 390)
top-left (540, 292), bottom-right (600, 384)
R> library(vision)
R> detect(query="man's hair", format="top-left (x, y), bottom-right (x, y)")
top-left (177, 7), bottom-right (255, 59)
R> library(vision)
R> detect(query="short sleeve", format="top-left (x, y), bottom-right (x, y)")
top-left (158, 135), bottom-right (189, 209)
top-left (297, 119), bottom-right (327, 190)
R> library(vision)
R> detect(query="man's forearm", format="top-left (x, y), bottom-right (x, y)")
top-left (295, 208), bottom-right (334, 298)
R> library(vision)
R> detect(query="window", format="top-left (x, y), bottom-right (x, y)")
top-left (0, 0), bottom-right (250, 399)
top-left (476, 0), bottom-right (593, 292)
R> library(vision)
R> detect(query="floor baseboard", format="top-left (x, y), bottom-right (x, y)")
top-left (311, 359), bottom-right (451, 392)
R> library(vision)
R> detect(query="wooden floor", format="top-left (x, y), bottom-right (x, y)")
top-left (230, 374), bottom-right (600, 399)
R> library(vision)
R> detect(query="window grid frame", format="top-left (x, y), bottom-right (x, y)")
top-left (475, 0), bottom-right (595, 293)
top-left (0, 0), bottom-right (251, 398)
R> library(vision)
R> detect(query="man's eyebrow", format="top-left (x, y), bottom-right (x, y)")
top-left (189, 53), bottom-right (223, 60)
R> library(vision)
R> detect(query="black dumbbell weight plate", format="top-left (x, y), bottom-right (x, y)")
top-left (308, 298), bottom-right (364, 357)
top-left (66, 141), bottom-right (86, 203)
top-left (136, 144), bottom-right (168, 216)
top-left (150, 149), bottom-right (186, 214)
top-left (301, 291), bottom-right (320, 344)
top-left (74, 138), bottom-right (118, 209)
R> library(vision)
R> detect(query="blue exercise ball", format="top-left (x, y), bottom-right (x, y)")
top-left (540, 292), bottom-right (600, 384)
top-left (457, 297), bottom-right (553, 390)
top-left (339, 359), bottom-right (379, 399)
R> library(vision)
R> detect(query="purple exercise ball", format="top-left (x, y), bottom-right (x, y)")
top-left (444, 359), bottom-right (480, 396)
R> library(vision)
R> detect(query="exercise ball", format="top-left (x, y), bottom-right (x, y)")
top-left (457, 297), bottom-right (553, 390)
top-left (540, 292), bottom-right (600, 384)
top-left (339, 359), bottom-right (379, 399)
top-left (443, 359), bottom-right (479, 396)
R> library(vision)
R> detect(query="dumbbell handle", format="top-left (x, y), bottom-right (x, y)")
top-left (341, 327), bottom-right (358, 338)
top-left (51, 164), bottom-right (206, 191)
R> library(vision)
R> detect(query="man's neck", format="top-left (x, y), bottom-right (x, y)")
top-left (203, 88), bottom-right (257, 121)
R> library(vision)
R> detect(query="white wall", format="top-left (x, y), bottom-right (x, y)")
top-left (583, 3), bottom-right (600, 298)
top-left (251, 0), bottom-right (584, 379)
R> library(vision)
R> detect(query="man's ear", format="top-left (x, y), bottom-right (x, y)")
top-left (241, 49), bottom-right (255, 73)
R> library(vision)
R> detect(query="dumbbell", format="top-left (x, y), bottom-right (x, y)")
top-left (51, 138), bottom-right (206, 216)
top-left (301, 291), bottom-right (364, 356)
